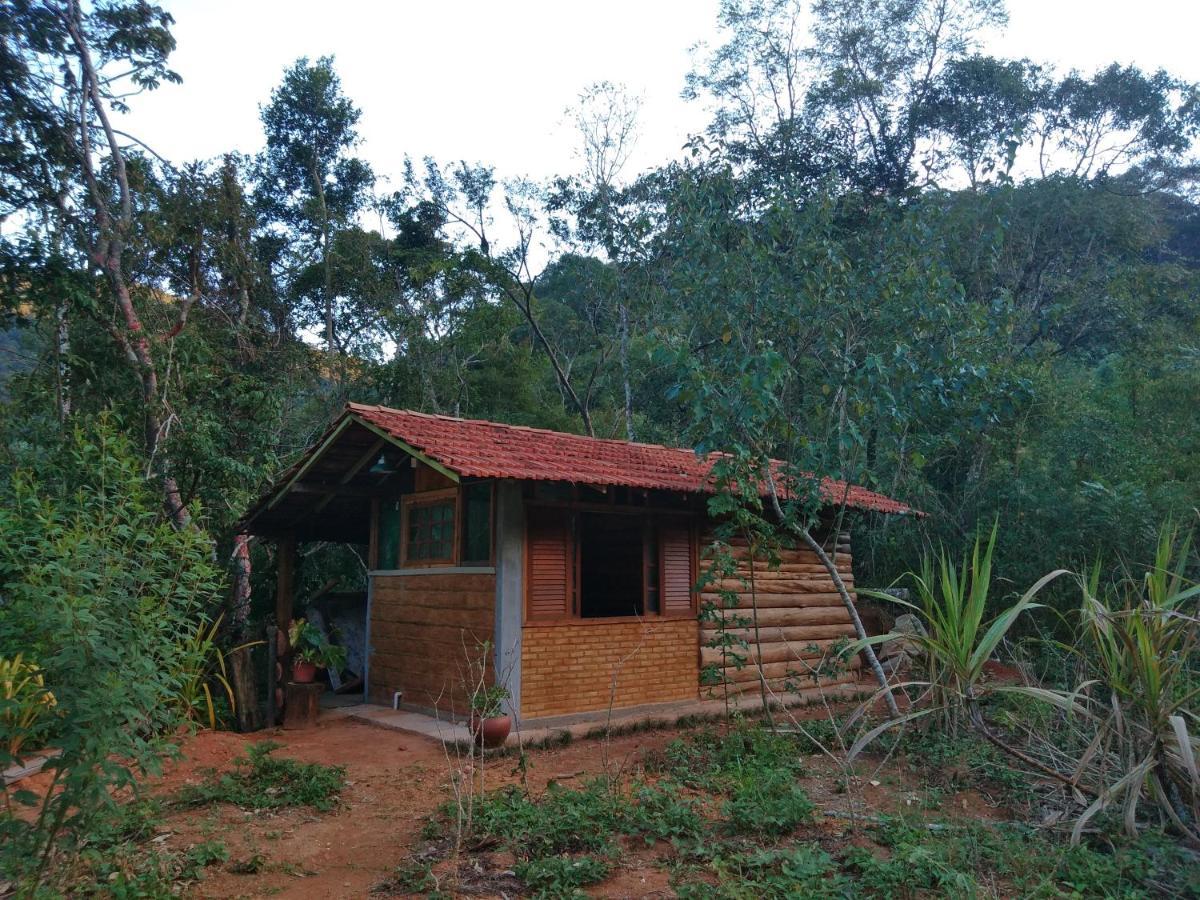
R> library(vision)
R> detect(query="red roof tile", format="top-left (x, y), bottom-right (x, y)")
top-left (348, 403), bottom-right (915, 515)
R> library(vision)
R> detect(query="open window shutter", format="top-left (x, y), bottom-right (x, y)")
top-left (660, 522), bottom-right (694, 615)
top-left (526, 507), bottom-right (573, 620)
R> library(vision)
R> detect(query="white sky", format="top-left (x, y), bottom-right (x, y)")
top-left (119, 0), bottom-right (1200, 196)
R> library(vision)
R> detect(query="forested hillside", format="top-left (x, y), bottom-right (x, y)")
top-left (2, 0), bottom-right (1198, 603)
top-left (2, 1), bottom-right (1199, 893)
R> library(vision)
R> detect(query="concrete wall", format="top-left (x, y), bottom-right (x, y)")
top-left (493, 480), bottom-right (524, 717)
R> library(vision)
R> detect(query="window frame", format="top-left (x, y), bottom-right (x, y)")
top-left (523, 502), bottom-right (697, 625)
top-left (400, 488), bottom-right (459, 567)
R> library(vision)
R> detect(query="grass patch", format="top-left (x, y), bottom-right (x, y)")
top-left (175, 741), bottom-right (345, 811)
top-left (471, 780), bottom-right (626, 857)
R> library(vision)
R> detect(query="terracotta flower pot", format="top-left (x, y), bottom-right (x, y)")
top-left (470, 713), bottom-right (512, 749)
top-left (292, 659), bottom-right (318, 683)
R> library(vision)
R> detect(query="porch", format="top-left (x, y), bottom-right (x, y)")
top-left (321, 676), bottom-right (873, 748)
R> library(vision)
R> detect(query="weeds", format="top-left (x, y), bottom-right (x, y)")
top-left (515, 854), bottom-right (611, 898)
top-left (175, 741), bottom-right (345, 811)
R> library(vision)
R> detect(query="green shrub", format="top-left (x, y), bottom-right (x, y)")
top-left (677, 844), bottom-right (846, 899)
top-left (627, 780), bottom-right (705, 843)
top-left (0, 419), bottom-right (224, 891)
top-left (471, 781), bottom-right (625, 858)
top-left (176, 741), bottom-right (345, 811)
top-left (515, 854), bottom-right (610, 898)
top-left (656, 724), bottom-right (805, 790)
top-left (723, 767), bottom-right (813, 836)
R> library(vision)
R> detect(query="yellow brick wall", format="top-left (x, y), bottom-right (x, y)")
top-left (521, 619), bottom-right (699, 719)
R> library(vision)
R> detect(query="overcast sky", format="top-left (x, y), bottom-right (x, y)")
top-left (119, 0), bottom-right (1200, 192)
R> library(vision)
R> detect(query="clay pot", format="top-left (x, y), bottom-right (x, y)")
top-left (470, 713), bottom-right (512, 749)
top-left (292, 659), bottom-right (318, 683)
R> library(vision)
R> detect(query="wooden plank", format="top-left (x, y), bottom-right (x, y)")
top-left (700, 637), bottom-right (852, 666)
top-left (701, 605), bottom-right (851, 629)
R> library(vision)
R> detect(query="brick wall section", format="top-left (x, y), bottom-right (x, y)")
top-left (521, 619), bottom-right (699, 719)
top-left (368, 572), bottom-right (495, 713)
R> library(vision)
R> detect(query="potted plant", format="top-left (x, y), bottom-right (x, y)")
top-left (469, 684), bottom-right (512, 749)
top-left (287, 619), bottom-right (347, 684)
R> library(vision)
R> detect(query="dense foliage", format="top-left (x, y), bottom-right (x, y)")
top-left (0, 0), bottom-right (1197, 889)
top-left (0, 419), bottom-right (223, 888)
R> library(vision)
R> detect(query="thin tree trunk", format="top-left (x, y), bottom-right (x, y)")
top-left (55, 300), bottom-right (70, 422)
top-left (763, 469), bottom-right (900, 717)
top-left (619, 301), bottom-right (634, 442)
top-left (230, 533), bottom-right (253, 640)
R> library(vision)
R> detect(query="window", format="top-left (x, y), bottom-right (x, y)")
top-left (461, 483), bottom-right (492, 563)
top-left (404, 495), bottom-right (455, 564)
top-left (579, 513), bottom-right (644, 617)
top-left (378, 500), bottom-right (401, 569)
top-left (526, 507), bottom-right (695, 621)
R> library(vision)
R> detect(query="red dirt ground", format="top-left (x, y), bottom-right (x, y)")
top-left (47, 702), bottom-right (1015, 898)
top-left (152, 717), bottom-right (693, 898)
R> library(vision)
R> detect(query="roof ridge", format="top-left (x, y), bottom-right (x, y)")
top-left (348, 401), bottom-right (704, 457)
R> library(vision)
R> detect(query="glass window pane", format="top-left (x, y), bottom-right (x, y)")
top-left (378, 501), bottom-right (401, 569)
top-left (462, 483), bottom-right (491, 563)
top-left (406, 499), bottom-right (455, 563)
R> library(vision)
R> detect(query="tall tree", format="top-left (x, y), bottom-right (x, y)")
top-left (0, 0), bottom-right (200, 524)
top-left (258, 56), bottom-right (373, 373)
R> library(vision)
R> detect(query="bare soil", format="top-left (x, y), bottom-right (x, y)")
top-left (132, 707), bottom-right (1015, 898)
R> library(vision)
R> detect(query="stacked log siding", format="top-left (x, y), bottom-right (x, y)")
top-left (698, 532), bottom-right (861, 697)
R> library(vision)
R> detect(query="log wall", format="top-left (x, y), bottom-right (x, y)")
top-left (699, 531), bottom-right (861, 697)
top-left (368, 572), bottom-right (495, 712)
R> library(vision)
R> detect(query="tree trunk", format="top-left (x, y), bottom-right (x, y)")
top-left (763, 471), bottom-right (900, 717)
top-left (619, 302), bottom-right (635, 442)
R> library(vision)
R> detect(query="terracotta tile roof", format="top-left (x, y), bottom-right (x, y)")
top-left (348, 403), bottom-right (915, 515)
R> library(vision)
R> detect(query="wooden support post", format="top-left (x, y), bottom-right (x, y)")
top-left (266, 624), bottom-right (278, 727)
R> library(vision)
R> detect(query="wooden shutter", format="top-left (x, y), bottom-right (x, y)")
top-left (526, 506), bottom-right (573, 620)
top-left (660, 522), bottom-right (694, 616)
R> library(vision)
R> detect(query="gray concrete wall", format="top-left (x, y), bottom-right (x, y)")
top-left (493, 479), bottom-right (524, 718)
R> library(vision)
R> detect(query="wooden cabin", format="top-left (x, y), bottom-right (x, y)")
top-left (238, 403), bottom-right (915, 721)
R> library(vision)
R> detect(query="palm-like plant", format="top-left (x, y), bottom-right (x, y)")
top-left (173, 614), bottom-right (259, 730)
top-left (850, 524), bottom-right (1067, 752)
top-left (1069, 526), bottom-right (1200, 843)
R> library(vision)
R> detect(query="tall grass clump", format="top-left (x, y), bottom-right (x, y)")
top-left (852, 524), bottom-right (1067, 747)
top-left (1067, 525), bottom-right (1200, 843)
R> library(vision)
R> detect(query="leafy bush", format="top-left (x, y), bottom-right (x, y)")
top-left (515, 853), bottom-right (610, 898)
top-left (627, 780), bottom-right (705, 843)
top-left (176, 741), bottom-right (345, 811)
top-left (723, 767), bottom-right (813, 836)
top-left (0, 419), bottom-right (224, 890)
